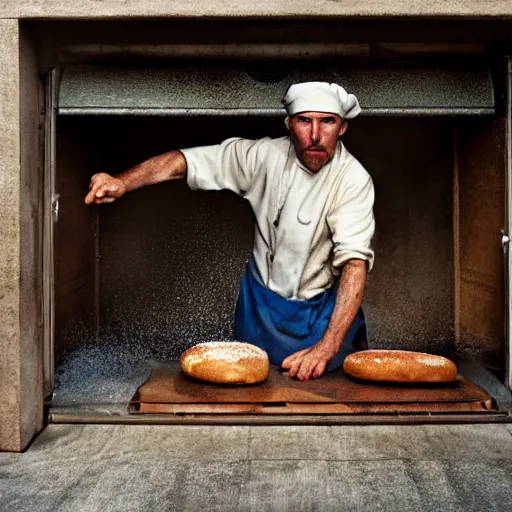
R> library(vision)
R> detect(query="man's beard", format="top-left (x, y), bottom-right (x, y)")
top-left (299, 146), bottom-right (330, 173)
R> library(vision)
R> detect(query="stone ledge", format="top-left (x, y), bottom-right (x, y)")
top-left (1, 0), bottom-right (512, 20)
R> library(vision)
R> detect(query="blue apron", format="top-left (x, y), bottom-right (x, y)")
top-left (234, 260), bottom-right (368, 372)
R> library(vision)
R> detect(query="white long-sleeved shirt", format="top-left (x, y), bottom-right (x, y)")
top-left (182, 136), bottom-right (375, 300)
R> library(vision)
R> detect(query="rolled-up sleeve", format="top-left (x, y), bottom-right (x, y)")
top-left (181, 137), bottom-right (267, 197)
top-left (327, 171), bottom-right (375, 271)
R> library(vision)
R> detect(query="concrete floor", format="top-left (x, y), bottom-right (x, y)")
top-left (1, 423), bottom-right (512, 511)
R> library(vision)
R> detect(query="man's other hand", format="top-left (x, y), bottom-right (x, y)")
top-left (85, 173), bottom-right (127, 205)
top-left (281, 342), bottom-right (336, 381)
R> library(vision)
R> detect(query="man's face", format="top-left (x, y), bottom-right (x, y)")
top-left (286, 112), bottom-right (347, 173)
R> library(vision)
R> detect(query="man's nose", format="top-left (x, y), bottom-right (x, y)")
top-left (310, 120), bottom-right (321, 143)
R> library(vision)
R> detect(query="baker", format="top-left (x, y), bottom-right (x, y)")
top-left (85, 81), bottom-right (375, 381)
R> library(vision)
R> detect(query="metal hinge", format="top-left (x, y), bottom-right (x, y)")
top-left (502, 230), bottom-right (510, 248)
top-left (52, 194), bottom-right (60, 223)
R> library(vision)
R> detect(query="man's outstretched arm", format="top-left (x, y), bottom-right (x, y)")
top-left (85, 150), bottom-right (187, 205)
top-left (281, 259), bottom-right (367, 380)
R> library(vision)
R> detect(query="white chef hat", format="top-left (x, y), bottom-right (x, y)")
top-left (282, 81), bottom-right (361, 119)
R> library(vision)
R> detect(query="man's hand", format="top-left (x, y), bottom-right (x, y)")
top-left (85, 173), bottom-right (127, 205)
top-left (282, 259), bottom-right (368, 381)
top-left (84, 151), bottom-right (187, 205)
top-left (281, 340), bottom-right (337, 381)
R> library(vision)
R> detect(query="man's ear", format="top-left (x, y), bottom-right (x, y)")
top-left (284, 116), bottom-right (291, 132)
top-left (338, 121), bottom-right (348, 137)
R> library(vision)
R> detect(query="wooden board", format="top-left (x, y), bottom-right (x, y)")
top-left (129, 362), bottom-right (493, 415)
top-left (137, 401), bottom-right (492, 414)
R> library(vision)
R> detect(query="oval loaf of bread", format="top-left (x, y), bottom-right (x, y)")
top-left (343, 349), bottom-right (458, 383)
top-left (180, 341), bottom-right (270, 385)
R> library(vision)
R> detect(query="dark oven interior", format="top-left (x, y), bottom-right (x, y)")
top-left (51, 112), bottom-right (506, 411)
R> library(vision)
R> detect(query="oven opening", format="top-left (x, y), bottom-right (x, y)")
top-left (48, 108), bottom-right (509, 424)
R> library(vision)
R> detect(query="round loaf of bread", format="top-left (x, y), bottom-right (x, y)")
top-left (180, 341), bottom-right (270, 385)
top-left (343, 349), bottom-right (458, 383)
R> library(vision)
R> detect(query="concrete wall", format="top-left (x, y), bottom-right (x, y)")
top-left (19, 24), bottom-right (44, 451)
top-left (0, 20), bottom-right (43, 452)
top-left (1, 0), bottom-right (512, 19)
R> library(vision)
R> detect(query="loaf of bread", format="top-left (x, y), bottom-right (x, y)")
top-left (343, 349), bottom-right (458, 383)
top-left (180, 341), bottom-right (270, 385)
